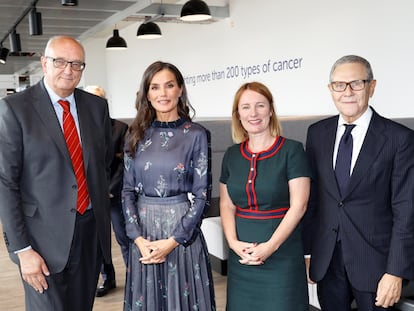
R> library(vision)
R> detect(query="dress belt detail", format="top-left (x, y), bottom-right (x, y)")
top-left (138, 193), bottom-right (188, 204)
top-left (235, 206), bottom-right (289, 219)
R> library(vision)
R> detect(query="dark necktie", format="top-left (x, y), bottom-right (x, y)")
top-left (58, 100), bottom-right (90, 214)
top-left (335, 124), bottom-right (356, 196)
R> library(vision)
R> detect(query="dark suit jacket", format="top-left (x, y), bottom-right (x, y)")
top-left (0, 79), bottom-right (112, 273)
top-left (303, 107), bottom-right (414, 292)
top-left (109, 119), bottom-right (128, 200)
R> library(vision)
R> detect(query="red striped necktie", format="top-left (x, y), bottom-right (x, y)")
top-left (58, 100), bottom-right (90, 214)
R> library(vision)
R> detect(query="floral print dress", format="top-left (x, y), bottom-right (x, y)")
top-left (122, 118), bottom-right (216, 311)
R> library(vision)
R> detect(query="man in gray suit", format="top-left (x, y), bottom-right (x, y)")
top-left (0, 36), bottom-right (112, 311)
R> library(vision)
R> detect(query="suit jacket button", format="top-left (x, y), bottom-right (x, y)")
top-left (338, 202), bottom-right (344, 207)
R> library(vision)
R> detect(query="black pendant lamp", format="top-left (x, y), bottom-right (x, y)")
top-left (9, 29), bottom-right (22, 53)
top-left (61, 0), bottom-right (78, 5)
top-left (180, 0), bottom-right (212, 21)
top-left (106, 29), bottom-right (127, 50)
top-left (137, 22), bottom-right (162, 39)
top-left (0, 46), bottom-right (10, 64)
top-left (29, 8), bottom-right (43, 36)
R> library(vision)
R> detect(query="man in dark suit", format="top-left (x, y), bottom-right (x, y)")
top-left (0, 36), bottom-right (112, 311)
top-left (303, 55), bottom-right (414, 310)
top-left (84, 85), bottom-right (129, 297)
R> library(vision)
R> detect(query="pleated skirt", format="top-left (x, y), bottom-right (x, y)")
top-left (123, 194), bottom-right (216, 311)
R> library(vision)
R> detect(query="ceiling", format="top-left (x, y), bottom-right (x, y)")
top-left (0, 0), bottom-right (229, 76)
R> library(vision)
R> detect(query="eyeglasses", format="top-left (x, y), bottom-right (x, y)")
top-left (45, 56), bottom-right (86, 71)
top-left (330, 79), bottom-right (370, 92)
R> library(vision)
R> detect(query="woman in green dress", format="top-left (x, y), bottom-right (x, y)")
top-left (220, 82), bottom-right (311, 311)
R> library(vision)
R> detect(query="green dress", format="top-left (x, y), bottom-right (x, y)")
top-left (220, 136), bottom-right (311, 311)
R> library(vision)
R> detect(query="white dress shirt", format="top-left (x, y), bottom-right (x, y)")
top-left (333, 107), bottom-right (373, 175)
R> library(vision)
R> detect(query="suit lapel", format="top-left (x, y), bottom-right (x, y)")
top-left (32, 81), bottom-right (72, 163)
top-left (319, 117), bottom-right (341, 199)
top-left (344, 111), bottom-right (386, 197)
top-left (74, 90), bottom-right (92, 170)
top-left (327, 119), bottom-right (342, 198)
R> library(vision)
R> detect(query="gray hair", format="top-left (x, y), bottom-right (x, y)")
top-left (84, 85), bottom-right (106, 98)
top-left (329, 55), bottom-right (374, 82)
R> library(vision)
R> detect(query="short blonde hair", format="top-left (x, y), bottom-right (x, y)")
top-left (231, 82), bottom-right (282, 143)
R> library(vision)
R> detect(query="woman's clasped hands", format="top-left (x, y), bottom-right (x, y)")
top-left (234, 240), bottom-right (274, 266)
top-left (134, 236), bottom-right (179, 264)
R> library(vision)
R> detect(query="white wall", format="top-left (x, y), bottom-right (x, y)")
top-left (82, 0), bottom-right (414, 119)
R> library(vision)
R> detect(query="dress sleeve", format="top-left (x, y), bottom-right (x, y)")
top-left (219, 147), bottom-right (230, 184)
top-left (122, 139), bottom-right (141, 241)
top-left (172, 127), bottom-right (211, 246)
top-left (286, 140), bottom-right (312, 181)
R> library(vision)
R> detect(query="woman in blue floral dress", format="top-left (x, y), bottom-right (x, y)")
top-left (122, 61), bottom-right (215, 311)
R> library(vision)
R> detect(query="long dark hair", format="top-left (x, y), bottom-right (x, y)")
top-left (126, 61), bottom-right (195, 157)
